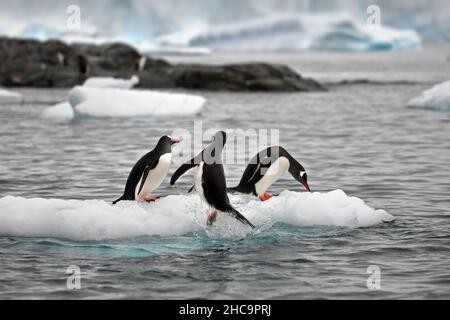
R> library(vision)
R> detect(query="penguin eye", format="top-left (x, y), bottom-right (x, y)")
top-left (300, 171), bottom-right (306, 179)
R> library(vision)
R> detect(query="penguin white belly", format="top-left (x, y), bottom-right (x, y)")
top-left (194, 162), bottom-right (206, 202)
top-left (255, 156), bottom-right (290, 196)
top-left (136, 153), bottom-right (172, 200)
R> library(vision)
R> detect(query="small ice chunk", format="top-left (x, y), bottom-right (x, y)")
top-left (41, 101), bottom-right (74, 122)
top-left (0, 88), bottom-right (22, 100)
top-left (408, 81), bottom-right (450, 111)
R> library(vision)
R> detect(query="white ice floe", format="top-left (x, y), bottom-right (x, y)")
top-left (83, 75), bottom-right (140, 89)
top-left (42, 85), bottom-right (205, 121)
top-left (0, 88), bottom-right (23, 101)
top-left (41, 101), bottom-right (74, 122)
top-left (68, 86), bottom-right (205, 118)
top-left (407, 81), bottom-right (450, 111)
top-left (0, 190), bottom-right (394, 241)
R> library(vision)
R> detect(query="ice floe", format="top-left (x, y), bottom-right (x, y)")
top-left (0, 190), bottom-right (393, 241)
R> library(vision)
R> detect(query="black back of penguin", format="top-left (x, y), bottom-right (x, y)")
top-left (201, 154), bottom-right (230, 210)
top-left (170, 131), bottom-right (255, 228)
top-left (201, 132), bottom-right (255, 227)
top-left (113, 136), bottom-right (173, 204)
top-left (231, 146), bottom-right (282, 194)
top-left (231, 146), bottom-right (302, 194)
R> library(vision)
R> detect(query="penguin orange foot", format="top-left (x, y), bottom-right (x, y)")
top-left (260, 193), bottom-right (273, 201)
top-left (144, 196), bottom-right (161, 202)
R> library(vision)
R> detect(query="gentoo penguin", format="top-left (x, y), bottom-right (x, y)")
top-left (170, 131), bottom-right (255, 228)
top-left (229, 146), bottom-right (311, 201)
top-left (113, 136), bottom-right (180, 204)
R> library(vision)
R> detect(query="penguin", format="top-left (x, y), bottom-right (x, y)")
top-left (113, 135), bottom-right (180, 204)
top-left (170, 131), bottom-right (255, 228)
top-left (228, 146), bottom-right (311, 201)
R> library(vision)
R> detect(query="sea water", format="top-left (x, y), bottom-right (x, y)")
top-left (0, 46), bottom-right (449, 299)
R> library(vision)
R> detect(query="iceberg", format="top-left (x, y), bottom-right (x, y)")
top-left (2, 0), bottom-right (448, 51)
top-left (156, 14), bottom-right (422, 52)
top-left (0, 190), bottom-right (394, 241)
top-left (408, 81), bottom-right (450, 111)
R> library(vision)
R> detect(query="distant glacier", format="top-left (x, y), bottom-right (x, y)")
top-left (0, 0), bottom-right (448, 52)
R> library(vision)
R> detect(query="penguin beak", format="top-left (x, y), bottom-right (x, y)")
top-left (171, 138), bottom-right (181, 145)
top-left (302, 181), bottom-right (311, 192)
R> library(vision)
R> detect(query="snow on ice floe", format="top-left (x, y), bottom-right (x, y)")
top-left (0, 190), bottom-right (394, 241)
top-left (155, 13), bottom-right (421, 52)
top-left (83, 75), bottom-right (139, 89)
top-left (41, 79), bottom-right (205, 121)
top-left (407, 81), bottom-right (450, 111)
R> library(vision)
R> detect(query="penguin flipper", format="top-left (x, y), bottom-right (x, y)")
top-left (170, 163), bottom-right (198, 185)
top-left (137, 166), bottom-right (152, 196)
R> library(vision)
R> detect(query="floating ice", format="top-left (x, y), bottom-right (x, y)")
top-left (156, 13), bottom-right (421, 52)
top-left (41, 101), bottom-right (74, 122)
top-left (0, 190), bottom-right (394, 241)
top-left (68, 86), bottom-right (205, 118)
top-left (0, 88), bottom-right (22, 101)
top-left (42, 86), bottom-right (205, 121)
top-left (407, 81), bottom-right (450, 111)
top-left (83, 75), bottom-right (139, 89)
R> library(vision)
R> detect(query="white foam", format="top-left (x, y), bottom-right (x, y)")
top-left (0, 190), bottom-right (393, 241)
top-left (83, 75), bottom-right (139, 89)
top-left (408, 81), bottom-right (450, 111)
top-left (68, 86), bottom-right (205, 118)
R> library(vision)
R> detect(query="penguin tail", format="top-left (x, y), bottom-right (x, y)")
top-left (226, 206), bottom-right (255, 229)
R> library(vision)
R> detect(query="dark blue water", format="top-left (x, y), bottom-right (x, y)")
top-left (0, 48), bottom-right (449, 299)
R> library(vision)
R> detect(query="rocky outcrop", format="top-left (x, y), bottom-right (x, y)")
top-left (0, 37), bottom-right (324, 92)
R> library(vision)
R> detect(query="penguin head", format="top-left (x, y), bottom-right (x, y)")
top-left (298, 170), bottom-right (311, 192)
top-left (212, 131), bottom-right (227, 147)
top-left (203, 131), bottom-right (227, 162)
top-left (158, 135), bottom-right (181, 148)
